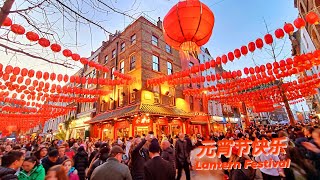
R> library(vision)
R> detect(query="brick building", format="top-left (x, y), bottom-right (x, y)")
top-left (87, 16), bottom-right (209, 141)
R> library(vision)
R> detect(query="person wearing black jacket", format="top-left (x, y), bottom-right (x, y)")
top-left (144, 139), bottom-right (175, 180)
top-left (175, 133), bottom-right (190, 180)
top-left (41, 149), bottom-right (61, 173)
top-left (0, 151), bottom-right (24, 180)
top-left (88, 142), bottom-right (101, 164)
top-left (161, 140), bottom-right (175, 176)
top-left (129, 135), bottom-right (151, 180)
top-left (86, 145), bottom-right (110, 180)
top-left (73, 146), bottom-right (89, 180)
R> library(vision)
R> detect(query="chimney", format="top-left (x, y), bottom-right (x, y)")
top-left (157, 17), bottom-right (162, 29)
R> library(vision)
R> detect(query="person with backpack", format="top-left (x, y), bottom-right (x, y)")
top-left (86, 146), bottom-right (110, 180)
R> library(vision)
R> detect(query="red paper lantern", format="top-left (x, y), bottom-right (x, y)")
top-left (51, 44), bottom-right (61, 52)
top-left (248, 42), bottom-right (256, 52)
top-left (306, 12), bottom-right (319, 25)
top-left (244, 67), bottom-right (249, 75)
top-left (222, 55), bottom-right (228, 64)
top-left (163, 0), bottom-right (215, 53)
top-left (216, 57), bottom-right (221, 65)
top-left (255, 38), bottom-right (264, 49)
top-left (26, 31), bottom-right (39, 41)
top-left (2, 17), bottom-right (12, 26)
top-left (240, 46), bottom-right (248, 56)
top-left (21, 68), bottom-right (28, 77)
top-left (227, 52), bottom-right (234, 61)
top-left (71, 54), bottom-right (80, 61)
top-left (283, 23), bottom-right (294, 34)
top-left (264, 34), bottom-right (273, 44)
top-left (234, 49), bottom-right (241, 59)
top-left (210, 60), bottom-right (216, 67)
top-left (10, 24), bottom-right (25, 35)
top-left (275, 29), bottom-right (284, 39)
top-left (5, 65), bottom-right (13, 74)
top-left (38, 38), bottom-right (50, 47)
top-left (62, 49), bottom-right (72, 57)
top-left (13, 67), bottom-right (20, 75)
top-left (294, 18), bottom-right (305, 29)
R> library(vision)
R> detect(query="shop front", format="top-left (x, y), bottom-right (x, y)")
top-left (186, 115), bottom-right (209, 136)
top-left (210, 116), bottom-right (225, 132)
top-left (169, 119), bottom-right (184, 137)
top-left (132, 116), bottom-right (153, 137)
top-left (114, 121), bottom-right (130, 139)
top-left (69, 116), bottom-right (90, 140)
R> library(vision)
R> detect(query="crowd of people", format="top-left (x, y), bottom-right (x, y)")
top-left (0, 121), bottom-right (319, 180)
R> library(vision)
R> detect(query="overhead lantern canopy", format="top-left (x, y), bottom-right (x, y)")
top-left (163, 0), bottom-right (214, 55)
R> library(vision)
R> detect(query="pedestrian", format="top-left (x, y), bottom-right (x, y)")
top-left (144, 139), bottom-right (175, 180)
top-left (0, 151), bottom-right (24, 180)
top-left (88, 142), bottom-right (101, 164)
top-left (86, 145), bottom-right (110, 180)
top-left (34, 147), bottom-right (48, 163)
top-left (160, 140), bottom-right (175, 176)
top-left (58, 146), bottom-right (69, 162)
top-left (18, 156), bottom-right (45, 180)
top-left (175, 133), bottom-right (190, 180)
top-left (41, 149), bottom-right (61, 173)
top-left (62, 159), bottom-right (79, 180)
top-left (91, 145), bottom-right (132, 180)
top-left (73, 146), bottom-right (88, 180)
top-left (63, 143), bottom-right (75, 160)
top-left (45, 165), bottom-right (68, 180)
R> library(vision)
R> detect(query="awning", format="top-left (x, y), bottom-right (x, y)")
top-left (140, 104), bottom-right (192, 118)
top-left (87, 104), bottom-right (140, 124)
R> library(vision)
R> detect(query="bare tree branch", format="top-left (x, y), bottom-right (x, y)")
top-left (9, 0), bottom-right (47, 13)
top-left (0, 0), bottom-right (15, 27)
top-left (0, 43), bottom-right (74, 68)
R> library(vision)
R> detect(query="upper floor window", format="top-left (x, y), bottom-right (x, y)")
top-left (189, 96), bottom-right (194, 111)
top-left (104, 55), bottom-right (108, 63)
top-left (121, 42), bottom-right (125, 52)
top-left (120, 61), bottom-right (124, 73)
top-left (199, 99), bottom-right (203, 112)
top-left (189, 61), bottom-right (194, 68)
top-left (167, 61), bottom-right (173, 75)
top-left (112, 49), bottom-right (116, 58)
top-left (165, 44), bottom-right (172, 53)
top-left (111, 67), bottom-right (115, 80)
top-left (130, 55), bottom-right (136, 70)
top-left (131, 34), bottom-right (136, 45)
top-left (153, 85), bottom-right (160, 104)
top-left (152, 55), bottom-right (160, 71)
top-left (152, 35), bottom-right (158, 46)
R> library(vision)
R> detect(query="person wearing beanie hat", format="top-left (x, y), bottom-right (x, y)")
top-left (91, 145), bottom-right (132, 180)
top-left (144, 139), bottom-right (175, 180)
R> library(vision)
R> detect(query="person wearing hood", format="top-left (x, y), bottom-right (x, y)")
top-left (73, 146), bottom-right (88, 180)
top-left (161, 140), bottom-right (175, 176)
top-left (41, 149), bottom-right (61, 173)
top-left (0, 151), bottom-right (24, 180)
top-left (18, 156), bottom-right (45, 180)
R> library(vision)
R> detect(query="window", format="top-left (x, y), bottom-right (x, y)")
top-left (189, 96), bottom-right (194, 111)
top-left (167, 61), bottom-right (173, 75)
top-left (112, 49), bottom-right (116, 58)
top-left (189, 62), bottom-right (194, 68)
top-left (153, 85), bottom-right (160, 104)
top-left (199, 99), bottom-right (203, 112)
top-left (169, 86), bottom-right (175, 106)
top-left (120, 42), bottom-right (125, 52)
top-left (103, 72), bottom-right (108, 79)
top-left (152, 55), bottom-right (160, 71)
top-left (111, 67), bottom-right (115, 80)
top-left (130, 90), bottom-right (136, 103)
top-left (120, 61), bottom-right (124, 73)
top-left (165, 44), bottom-right (172, 53)
top-left (118, 87), bottom-right (124, 107)
top-left (104, 55), bottom-right (108, 63)
top-left (152, 35), bottom-right (158, 46)
top-left (131, 34), bottom-right (136, 45)
top-left (130, 55), bottom-right (136, 70)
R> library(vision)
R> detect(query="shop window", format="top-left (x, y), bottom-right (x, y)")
top-left (152, 35), bottom-right (158, 46)
top-left (118, 87), bottom-right (124, 107)
top-left (117, 127), bottom-right (129, 138)
top-left (189, 96), bottom-right (194, 111)
top-left (131, 34), bottom-right (136, 45)
top-left (152, 55), bottom-right (160, 71)
top-left (130, 55), bottom-right (136, 70)
top-left (153, 85), bottom-right (160, 104)
top-left (166, 44), bottom-right (172, 53)
top-left (120, 42), bottom-right (125, 52)
top-left (112, 49), bottom-right (116, 58)
top-left (167, 61), bottom-right (173, 75)
top-left (120, 61), bottom-right (124, 73)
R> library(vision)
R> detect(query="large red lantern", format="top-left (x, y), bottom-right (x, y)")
top-left (234, 49), bottom-right (241, 59)
top-left (26, 31), bottom-right (39, 41)
top-left (10, 24), bottom-right (25, 35)
top-left (51, 44), bottom-right (61, 52)
top-left (283, 23), bottom-right (294, 34)
top-left (255, 38), bottom-right (264, 49)
top-left (163, 0), bottom-right (214, 54)
top-left (306, 12), bottom-right (319, 25)
top-left (2, 17), bottom-right (12, 26)
top-left (248, 42), bottom-right (256, 52)
top-left (38, 38), bottom-right (50, 47)
top-left (264, 34), bottom-right (273, 45)
top-left (294, 18), bottom-right (305, 29)
top-left (240, 46), bottom-right (248, 56)
top-left (62, 49), bottom-right (72, 57)
top-left (275, 29), bottom-right (285, 39)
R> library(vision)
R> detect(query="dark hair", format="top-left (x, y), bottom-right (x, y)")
top-left (94, 142), bottom-right (101, 148)
top-left (2, 150), bottom-right (24, 167)
top-left (99, 146), bottom-right (111, 161)
top-left (46, 165), bottom-right (68, 180)
top-left (100, 143), bottom-right (108, 149)
top-left (48, 149), bottom-right (59, 157)
top-left (77, 146), bottom-right (85, 152)
top-left (13, 145), bottom-right (21, 150)
top-left (24, 156), bottom-right (39, 166)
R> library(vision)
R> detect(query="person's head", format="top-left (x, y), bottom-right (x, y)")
top-left (161, 140), bottom-right (170, 150)
top-left (178, 133), bottom-right (185, 141)
top-left (20, 148), bottom-right (27, 156)
top-left (312, 128), bottom-right (320, 142)
top-left (129, 137), bottom-right (133, 141)
top-left (62, 143), bottom-right (69, 149)
top-left (39, 147), bottom-right (48, 158)
top-left (149, 139), bottom-right (161, 158)
top-left (58, 146), bottom-right (65, 157)
top-left (73, 143), bottom-right (79, 149)
top-left (94, 142), bottom-right (101, 149)
top-left (62, 159), bottom-right (73, 173)
top-left (77, 146), bottom-right (85, 153)
top-left (5, 144), bottom-right (12, 152)
top-left (98, 146), bottom-right (111, 161)
top-left (48, 149), bottom-right (59, 163)
top-left (22, 156), bottom-right (39, 172)
top-left (109, 145), bottom-right (125, 162)
top-left (2, 150), bottom-right (24, 170)
top-left (13, 145), bottom-right (21, 151)
top-left (45, 165), bottom-right (68, 180)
